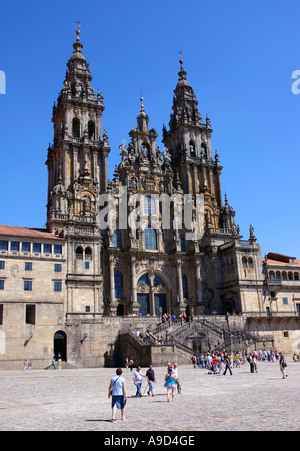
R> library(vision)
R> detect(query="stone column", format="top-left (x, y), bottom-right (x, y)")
top-left (109, 255), bottom-right (117, 316)
top-left (131, 256), bottom-right (139, 315)
top-left (176, 260), bottom-right (185, 314)
top-left (195, 260), bottom-right (204, 315)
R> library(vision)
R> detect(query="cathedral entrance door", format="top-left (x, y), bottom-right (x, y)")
top-left (54, 331), bottom-right (67, 362)
top-left (154, 294), bottom-right (167, 316)
top-left (137, 294), bottom-right (150, 316)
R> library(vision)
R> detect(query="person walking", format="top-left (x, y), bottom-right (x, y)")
top-left (165, 367), bottom-right (177, 402)
top-left (23, 360), bottom-right (28, 372)
top-left (146, 365), bottom-right (156, 397)
top-left (173, 363), bottom-right (182, 394)
top-left (108, 368), bottom-right (127, 421)
top-left (279, 352), bottom-right (288, 379)
top-left (133, 366), bottom-right (146, 397)
top-left (248, 354), bottom-right (255, 374)
top-left (223, 355), bottom-right (233, 376)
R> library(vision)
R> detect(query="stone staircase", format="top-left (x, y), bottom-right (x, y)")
top-left (118, 317), bottom-right (275, 366)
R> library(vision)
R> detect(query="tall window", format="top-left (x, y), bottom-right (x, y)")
top-left (182, 274), bottom-right (189, 299)
top-left (145, 226), bottom-right (158, 251)
top-left (144, 196), bottom-right (156, 215)
top-left (114, 271), bottom-right (124, 299)
top-left (88, 120), bottom-right (95, 140)
top-left (72, 118), bottom-right (80, 138)
top-left (189, 141), bottom-right (196, 157)
top-left (179, 234), bottom-right (186, 252)
top-left (113, 230), bottom-right (122, 248)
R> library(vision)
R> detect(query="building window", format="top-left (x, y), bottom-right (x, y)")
top-left (283, 331), bottom-right (289, 338)
top-left (0, 241), bottom-right (8, 251)
top-left (296, 304), bottom-right (300, 316)
top-left (11, 241), bottom-right (20, 251)
top-left (76, 247), bottom-right (84, 260)
top-left (44, 244), bottom-right (52, 254)
top-left (24, 281), bottom-right (32, 292)
top-left (85, 262), bottom-right (90, 270)
top-left (54, 264), bottom-right (62, 273)
top-left (282, 297), bottom-right (289, 305)
top-left (72, 117), bottom-right (80, 138)
top-left (138, 274), bottom-right (150, 286)
top-left (114, 271), bottom-right (124, 299)
top-left (0, 304), bottom-right (3, 325)
top-left (54, 281), bottom-right (62, 292)
top-left (85, 247), bottom-right (92, 261)
top-left (144, 196), bottom-right (156, 215)
top-left (22, 242), bottom-right (31, 252)
top-left (85, 306), bottom-right (91, 313)
top-left (182, 274), bottom-right (189, 299)
top-left (0, 261), bottom-right (5, 270)
top-left (26, 305), bottom-right (35, 325)
top-left (113, 230), bottom-right (122, 248)
top-left (154, 275), bottom-right (165, 287)
top-left (190, 141), bottom-right (196, 157)
top-left (0, 280), bottom-right (4, 290)
top-left (145, 226), bottom-right (158, 251)
top-left (25, 262), bottom-right (32, 271)
top-left (54, 245), bottom-right (62, 255)
top-left (33, 243), bottom-right (41, 253)
top-left (179, 234), bottom-right (186, 252)
top-left (88, 120), bottom-right (95, 140)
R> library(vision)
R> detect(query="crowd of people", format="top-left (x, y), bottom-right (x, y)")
top-left (190, 349), bottom-right (288, 375)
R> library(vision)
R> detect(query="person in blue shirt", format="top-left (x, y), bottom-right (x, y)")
top-left (108, 368), bottom-right (127, 421)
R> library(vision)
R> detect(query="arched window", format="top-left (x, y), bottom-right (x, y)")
top-left (76, 246), bottom-right (84, 260)
top-left (201, 142), bottom-right (207, 158)
top-left (144, 196), bottom-right (156, 215)
top-left (294, 272), bottom-right (299, 281)
top-left (88, 120), bottom-right (95, 140)
top-left (113, 230), bottom-right (122, 248)
top-left (242, 257), bottom-right (248, 267)
top-left (182, 274), bottom-right (189, 299)
top-left (145, 226), bottom-right (158, 251)
top-left (72, 118), bottom-right (80, 138)
top-left (114, 271), bottom-right (124, 299)
top-left (85, 247), bottom-right (92, 261)
top-left (138, 274), bottom-right (150, 286)
top-left (189, 141), bottom-right (196, 157)
top-left (179, 234), bottom-right (186, 252)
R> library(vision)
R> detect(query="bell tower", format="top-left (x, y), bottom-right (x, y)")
top-left (46, 27), bottom-right (110, 236)
top-left (45, 27), bottom-right (108, 315)
top-left (162, 58), bottom-right (224, 230)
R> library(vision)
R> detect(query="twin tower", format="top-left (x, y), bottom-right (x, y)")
top-left (45, 29), bottom-right (261, 318)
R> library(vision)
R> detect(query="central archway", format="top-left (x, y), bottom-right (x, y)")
top-left (137, 273), bottom-right (169, 316)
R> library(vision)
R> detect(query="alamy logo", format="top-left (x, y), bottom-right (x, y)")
top-left (0, 71), bottom-right (6, 94)
top-left (291, 70), bottom-right (300, 95)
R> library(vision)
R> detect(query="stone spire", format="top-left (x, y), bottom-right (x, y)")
top-left (137, 96), bottom-right (149, 132)
top-left (62, 27), bottom-right (96, 102)
top-left (168, 58), bottom-right (204, 131)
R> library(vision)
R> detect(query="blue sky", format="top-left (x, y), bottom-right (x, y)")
top-left (0, 0), bottom-right (299, 257)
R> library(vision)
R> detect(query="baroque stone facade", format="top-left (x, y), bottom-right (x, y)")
top-left (0, 30), bottom-right (299, 368)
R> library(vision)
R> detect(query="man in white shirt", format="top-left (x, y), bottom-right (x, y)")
top-left (173, 363), bottom-right (181, 394)
top-left (133, 366), bottom-right (146, 397)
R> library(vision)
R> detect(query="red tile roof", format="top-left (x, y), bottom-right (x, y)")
top-left (0, 225), bottom-right (64, 241)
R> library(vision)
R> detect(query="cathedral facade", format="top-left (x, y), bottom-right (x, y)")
top-left (0, 30), bottom-right (299, 368)
top-left (46, 29), bottom-right (264, 319)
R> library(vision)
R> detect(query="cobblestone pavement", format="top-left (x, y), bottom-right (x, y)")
top-left (0, 360), bottom-right (299, 431)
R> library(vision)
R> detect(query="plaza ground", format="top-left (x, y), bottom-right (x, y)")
top-left (0, 360), bottom-right (299, 431)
